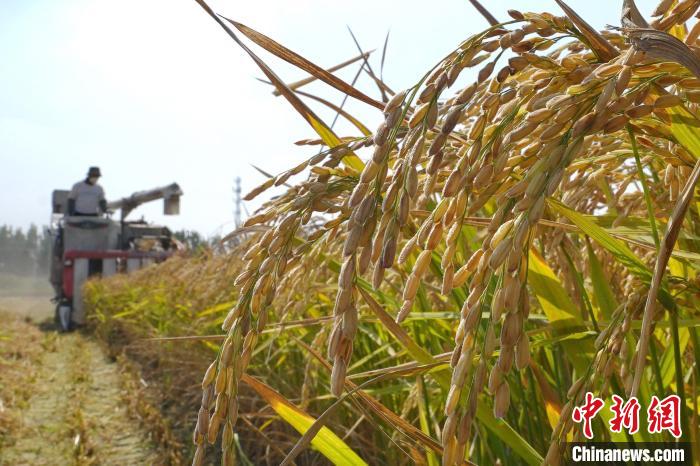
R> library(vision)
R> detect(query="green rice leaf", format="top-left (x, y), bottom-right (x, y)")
top-left (548, 199), bottom-right (675, 310)
top-left (528, 250), bottom-right (581, 324)
top-left (243, 374), bottom-right (368, 466)
top-left (669, 106), bottom-right (700, 160)
top-left (528, 250), bottom-right (592, 372)
top-left (586, 241), bottom-right (617, 319)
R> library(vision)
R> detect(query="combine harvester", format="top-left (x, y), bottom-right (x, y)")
top-left (49, 183), bottom-right (183, 331)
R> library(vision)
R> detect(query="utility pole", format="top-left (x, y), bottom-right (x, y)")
top-left (233, 177), bottom-right (242, 229)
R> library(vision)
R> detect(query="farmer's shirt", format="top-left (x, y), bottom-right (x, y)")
top-left (68, 180), bottom-right (105, 215)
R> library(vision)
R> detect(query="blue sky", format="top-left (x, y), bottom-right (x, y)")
top-left (0, 0), bottom-right (657, 236)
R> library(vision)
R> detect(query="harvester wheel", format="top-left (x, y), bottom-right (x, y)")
top-left (55, 302), bottom-right (73, 332)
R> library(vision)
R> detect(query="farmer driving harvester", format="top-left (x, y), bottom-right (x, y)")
top-left (67, 166), bottom-right (107, 216)
top-left (50, 170), bottom-right (183, 331)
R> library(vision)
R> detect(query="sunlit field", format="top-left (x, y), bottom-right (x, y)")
top-left (86, 1), bottom-right (700, 464)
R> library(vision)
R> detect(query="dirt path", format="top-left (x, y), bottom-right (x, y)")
top-left (0, 295), bottom-right (54, 322)
top-left (0, 300), bottom-right (158, 465)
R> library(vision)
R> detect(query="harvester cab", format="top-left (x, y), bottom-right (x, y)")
top-left (49, 183), bottom-right (183, 331)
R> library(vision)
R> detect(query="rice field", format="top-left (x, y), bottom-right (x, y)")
top-left (86, 1), bottom-right (700, 465)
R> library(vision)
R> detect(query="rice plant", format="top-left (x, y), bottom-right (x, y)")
top-left (88, 0), bottom-right (700, 464)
